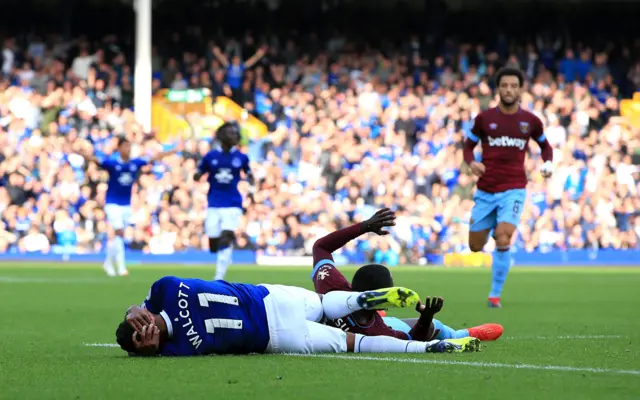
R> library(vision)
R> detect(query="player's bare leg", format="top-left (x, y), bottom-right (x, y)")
top-left (214, 231), bottom-right (235, 280)
top-left (468, 228), bottom-right (492, 252)
top-left (488, 222), bottom-right (517, 307)
top-left (390, 317), bottom-right (504, 341)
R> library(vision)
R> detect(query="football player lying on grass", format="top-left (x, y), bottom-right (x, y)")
top-left (116, 276), bottom-right (480, 357)
top-left (311, 208), bottom-right (504, 342)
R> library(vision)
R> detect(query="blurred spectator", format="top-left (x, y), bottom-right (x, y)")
top-left (0, 29), bottom-right (639, 266)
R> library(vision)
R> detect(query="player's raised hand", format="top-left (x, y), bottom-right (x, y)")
top-left (363, 208), bottom-right (396, 235)
top-left (417, 296), bottom-right (444, 316)
top-left (469, 162), bottom-right (486, 177)
top-left (415, 296), bottom-right (444, 339)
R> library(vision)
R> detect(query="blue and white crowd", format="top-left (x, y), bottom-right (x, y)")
top-left (1, 32), bottom-right (639, 264)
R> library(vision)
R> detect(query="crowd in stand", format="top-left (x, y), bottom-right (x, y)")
top-left (1, 31), bottom-right (639, 264)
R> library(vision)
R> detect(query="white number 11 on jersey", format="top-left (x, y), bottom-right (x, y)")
top-left (198, 293), bottom-right (243, 333)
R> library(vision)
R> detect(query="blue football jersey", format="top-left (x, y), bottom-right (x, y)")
top-left (197, 148), bottom-right (250, 208)
top-left (142, 276), bottom-right (270, 356)
top-left (100, 156), bottom-right (149, 205)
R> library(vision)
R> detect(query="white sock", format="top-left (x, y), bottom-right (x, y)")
top-left (103, 257), bottom-right (116, 277)
top-left (215, 246), bottom-right (233, 280)
top-left (104, 240), bottom-right (117, 276)
top-left (353, 334), bottom-right (428, 353)
top-left (114, 236), bottom-right (127, 275)
top-left (321, 291), bottom-right (365, 319)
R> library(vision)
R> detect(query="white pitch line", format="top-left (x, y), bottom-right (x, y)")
top-left (84, 343), bottom-right (639, 376)
top-left (503, 335), bottom-right (622, 340)
top-left (288, 354), bottom-right (640, 376)
top-left (0, 277), bottom-right (113, 284)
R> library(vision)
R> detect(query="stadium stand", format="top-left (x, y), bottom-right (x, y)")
top-left (0, 23), bottom-right (639, 265)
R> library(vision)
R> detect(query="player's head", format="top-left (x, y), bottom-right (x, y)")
top-left (116, 321), bottom-right (139, 353)
top-left (495, 67), bottom-right (524, 107)
top-left (351, 264), bottom-right (394, 292)
top-left (116, 320), bottom-right (161, 356)
top-left (117, 137), bottom-right (131, 159)
top-left (216, 122), bottom-right (241, 150)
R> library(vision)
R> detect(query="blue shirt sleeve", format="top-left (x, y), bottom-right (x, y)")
top-left (135, 157), bottom-right (151, 167)
top-left (141, 278), bottom-right (167, 314)
top-left (99, 157), bottom-right (114, 171)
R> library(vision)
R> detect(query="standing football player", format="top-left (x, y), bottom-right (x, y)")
top-left (80, 138), bottom-right (177, 276)
top-left (463, 67), bottom-right (553, 308)
top-left (195, 122), bottom-right (254, 281)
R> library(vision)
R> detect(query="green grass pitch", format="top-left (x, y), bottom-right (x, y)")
top-left (0, 264), bottom-right (639, 400)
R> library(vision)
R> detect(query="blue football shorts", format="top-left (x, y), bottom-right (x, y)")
top-left (470, 188), bottom-right (526, 232)
top-left (382, 317), bottom-right (412, 334)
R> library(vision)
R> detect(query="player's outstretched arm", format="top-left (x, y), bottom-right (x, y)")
top-left (75, 141), bottom-right (100, 166)
top-left (150, 149), bottom-right (178, 163)
top-left (312, 208), bottom-right (396, 266)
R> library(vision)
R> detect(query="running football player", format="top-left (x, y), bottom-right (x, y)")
top-left (463, 67), bottom-right (553, 308)
top-left (195, 122), bottom-right (254, 280)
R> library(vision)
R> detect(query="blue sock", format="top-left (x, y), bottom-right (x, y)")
top-left (433, 319), bottom-right (470, 339)
top-left (490, 248), bottom-right (511, 298)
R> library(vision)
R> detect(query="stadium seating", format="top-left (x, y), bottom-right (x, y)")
top-left (0, 32), bottom-right (638, 265)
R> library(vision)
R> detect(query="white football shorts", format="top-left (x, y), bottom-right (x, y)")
top-left (104, 204), bottom-right (132, 230)
top-left (205, 207), bottom-right (242, 238)
top-left (259, 284), bottom-right (348, 354)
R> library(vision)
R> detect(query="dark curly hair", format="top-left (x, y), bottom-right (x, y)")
top-left (495, 67), bottom-right (525, 87)
top-left (115, 320), bottom-right (138, 354)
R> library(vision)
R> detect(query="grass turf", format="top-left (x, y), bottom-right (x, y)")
top-left (0, 264), bottom-right (639, 400)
